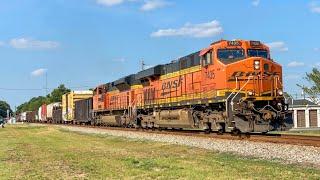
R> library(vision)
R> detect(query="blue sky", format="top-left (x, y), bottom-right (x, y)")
top-left (0, 0), bottom-right (320, 108)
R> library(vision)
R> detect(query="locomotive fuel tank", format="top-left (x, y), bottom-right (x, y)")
top-left (155, 109), bottom-right (194, 128)
top-left (96, 115), bottom-right (122, 126)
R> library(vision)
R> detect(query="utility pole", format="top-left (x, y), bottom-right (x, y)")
top-left (302, 86), bottom-right (305, 100)
top-left (141, 60), bottom-right (145, 71)
top-left (45, 71), bottom-right (48, 96)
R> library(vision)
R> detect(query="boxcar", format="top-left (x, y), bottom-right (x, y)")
top-left (74, 98), bottom-right (93, 124)
top-left (62, 91), bottom-right (93, 123)
top-left (40, 104), bottom-right (47, 123)
top-left (52, 106), bottom-right (63, 124)
top-left (26, 111), bottom-right (36, 122)
top-left (47, 102), bottom-right (61, 123)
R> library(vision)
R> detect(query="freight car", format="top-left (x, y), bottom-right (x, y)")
top-left (46, 102), bottom-right (61, 123)
top-left (62, 91), bottom-right (93, 123)
top-left (52, 106), bottom-right (63, 124)
top-left (92, 40), bottom-right (287, 133)
top-left (25, 111), bottom-right (36, 123)
top-left (38, 106), bottom-right (42, 122)
top-left (74, 98), bottom-right (93, 125)
top-left (39, 104), bottom-right (47, 123)
top-left (20, 112), bottom-right (27, 122)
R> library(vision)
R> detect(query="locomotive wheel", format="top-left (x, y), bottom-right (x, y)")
top-left (204, 128), bottom-right (211, 134)
top-left (204, 123), bottom-right (212, 134)
top-left (231, 129), bottom-right (241, 136)
top-left (217, 123), bottom-right (225, 135)
top-left (217, 129), bottom-right (224, 135)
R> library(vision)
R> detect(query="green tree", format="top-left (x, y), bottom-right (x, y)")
top-left (16, 84), bottom-right (71, 113)
top-left (298, 68), bottom-right (320, 104)
top-left (16, 96), bottom-right (47, 113)
top-left (47, 84), bottom-right (70, 103)
top-left (283, 92), bottom-right (293, 99)
top-left (0, 100), bottom-right (12, 118)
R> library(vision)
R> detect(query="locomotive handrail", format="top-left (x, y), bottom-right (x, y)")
top-left (275, 75), bottom-right (283, 91)
top-left (225, 77), bottom-right (239, 101)
top-left (230, 76), bottom-right (253, 107)
top-left (226, 76), bottom-right (253, 119)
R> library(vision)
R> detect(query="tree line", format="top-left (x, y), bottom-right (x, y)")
top-left (0, 101), bottom-right (12, 118)
top-left (16, 84), bottom-right (70, 113)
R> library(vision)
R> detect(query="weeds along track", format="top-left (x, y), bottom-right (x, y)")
top-left (31, 123), bottom-right (320, 147)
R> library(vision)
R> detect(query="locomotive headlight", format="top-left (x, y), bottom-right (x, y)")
top-left (248, 91), bottom-right (254, 96)
top-left (254, 60), bottom-right (260, 70)
top-left (277, 90), bottom-right (283, 96)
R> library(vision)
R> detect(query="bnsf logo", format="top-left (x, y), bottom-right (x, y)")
top-left (228, 71), bottom-right (280, 81)
top-left (162, 77), bottom-right (183, 90)
top-left (161, 77), bottom-right (184, 96)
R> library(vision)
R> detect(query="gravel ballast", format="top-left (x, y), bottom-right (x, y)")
top-left (58, 125), bottom-right (320, 168)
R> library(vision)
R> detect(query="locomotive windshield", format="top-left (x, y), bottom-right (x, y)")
top-left (217, 49), bottom-right (245, 64)
top-left (248, 49), bottom-right (269, 59)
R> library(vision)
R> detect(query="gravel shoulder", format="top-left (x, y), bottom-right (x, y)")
top-left (56, 125), bottom-right (320, 168)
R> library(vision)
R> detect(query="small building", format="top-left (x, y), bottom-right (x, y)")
top-left (287, 98), bottom-right (320, 129)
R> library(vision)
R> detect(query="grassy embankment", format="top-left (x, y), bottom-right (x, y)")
top-left (0, 124), bottom-right (319, 179)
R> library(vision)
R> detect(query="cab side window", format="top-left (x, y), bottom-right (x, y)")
top-left (202, 51), bottom-right (213, 66)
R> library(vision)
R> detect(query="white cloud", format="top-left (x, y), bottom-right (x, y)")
top-left (112, 57), bottom-right (126, 62)
top-left (310, 1), bottom-right (320, 13)
top-left (151, 20), bottom-right (223, 38)
top-left (96, 0), bottom-right (124, 7)
top-left (9, 38), bottom-right (59, 49)
top-left (252, 0), bottom-right (260, 6)
top-left (141, 0), bottom-right (170, 11)
top-left (287, 61), bottom-right (305, 67)
top-left (31, 68), bottom-right (47, 77)
top-left (0, 41), bottom-right (5, 46)
top-left (314, 47), bottom-right (320, 51)
top-left (266, 41), bottom-right (288, 52)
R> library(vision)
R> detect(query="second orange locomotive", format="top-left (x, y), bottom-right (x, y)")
top-left (92, 39), bottom-right (287, 133)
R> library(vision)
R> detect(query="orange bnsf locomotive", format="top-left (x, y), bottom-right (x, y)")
top-left (92, 40), bottom-right (287, 133)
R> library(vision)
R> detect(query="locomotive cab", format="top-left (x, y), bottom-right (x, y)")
top-left (199, 40), bottom-right (286, 133)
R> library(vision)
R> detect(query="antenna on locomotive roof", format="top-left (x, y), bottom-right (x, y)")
top-left (140, 59), bottom-right (145, 71)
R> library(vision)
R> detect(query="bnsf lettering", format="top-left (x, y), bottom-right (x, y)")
top-left (228, 71), bottom-right (279, 81)
top-left (162, 77), bottom-right (183, 90)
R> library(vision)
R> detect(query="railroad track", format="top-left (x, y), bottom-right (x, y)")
top-left (32, 122), bottom-right (320, 148)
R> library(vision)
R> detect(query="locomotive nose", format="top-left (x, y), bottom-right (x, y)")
top-left (252, 58), bottom-right (272, 72)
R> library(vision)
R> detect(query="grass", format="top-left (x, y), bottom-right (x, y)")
top-left (0, 125), bottom-right (319, 179)
top-left (271, 130), bottom-right (320, 136)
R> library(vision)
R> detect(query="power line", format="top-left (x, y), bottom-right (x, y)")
top-left (0, 85), bottom-right (94, 91)
top-left (0, 88), bottom-right (43, 91)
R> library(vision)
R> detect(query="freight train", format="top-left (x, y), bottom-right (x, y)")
top-left (20, 40), bottom-right (288, 134)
